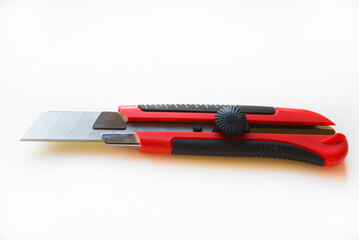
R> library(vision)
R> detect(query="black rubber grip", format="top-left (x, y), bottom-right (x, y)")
top-left (172, 140), bottom-right (324, 166)
top-left (139, 104), bottom-right (275, 114)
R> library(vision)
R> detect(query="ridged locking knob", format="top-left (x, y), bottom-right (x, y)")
top-left (214, 106), bottom-right (249, 137)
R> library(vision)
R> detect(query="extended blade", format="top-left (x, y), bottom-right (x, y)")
top-left (21, 111), bottom-right (215, 144)
top-left (21, 111), bottom-right (122, 142)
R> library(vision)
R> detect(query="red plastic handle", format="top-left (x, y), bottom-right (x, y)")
top-left (135, 131), bottom-right (348, 167)
top-left (118, 105), bottom-right (347, 166)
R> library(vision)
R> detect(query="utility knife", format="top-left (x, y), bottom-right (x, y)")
top-left (22, 104), bottom-right (348, 166)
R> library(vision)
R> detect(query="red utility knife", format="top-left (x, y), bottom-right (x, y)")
top-left (22, 104), bottom-right (348, 167)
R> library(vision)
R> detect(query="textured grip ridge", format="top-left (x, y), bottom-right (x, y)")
top-left (256, 143), bottom-right (324, 165)
top-left (172, 139), bottom-right (325, 166)
top-left (138, 104), bottom-right (275, 114)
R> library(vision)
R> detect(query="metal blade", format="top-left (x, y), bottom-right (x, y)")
top-left (21, 111), bottom-right (214, 143)
top-left (21, 111), bottom-right (121, 142)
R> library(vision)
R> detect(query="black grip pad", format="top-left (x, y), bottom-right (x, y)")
top-left (139, 104), bottom-right (275, 114)
top-left (172, 139), bottom-right (324, 166)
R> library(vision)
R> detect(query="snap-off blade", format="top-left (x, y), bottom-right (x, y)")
top-left (21, 111), bottom-right (127, 142)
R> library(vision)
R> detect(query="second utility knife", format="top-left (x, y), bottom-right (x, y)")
top-left (22, 104), bottom-right (348, 166)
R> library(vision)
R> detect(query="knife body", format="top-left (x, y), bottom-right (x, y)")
top-left (22, 104), bottom-right (348, 167)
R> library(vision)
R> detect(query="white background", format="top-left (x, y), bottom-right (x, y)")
top-left (1, 0), bottom-right (359, 239)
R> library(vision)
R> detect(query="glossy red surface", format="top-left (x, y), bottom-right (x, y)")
top-left (136, 131), bottom-right (348, 167)
top-left (118, 106), bottom-right (334, 125)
